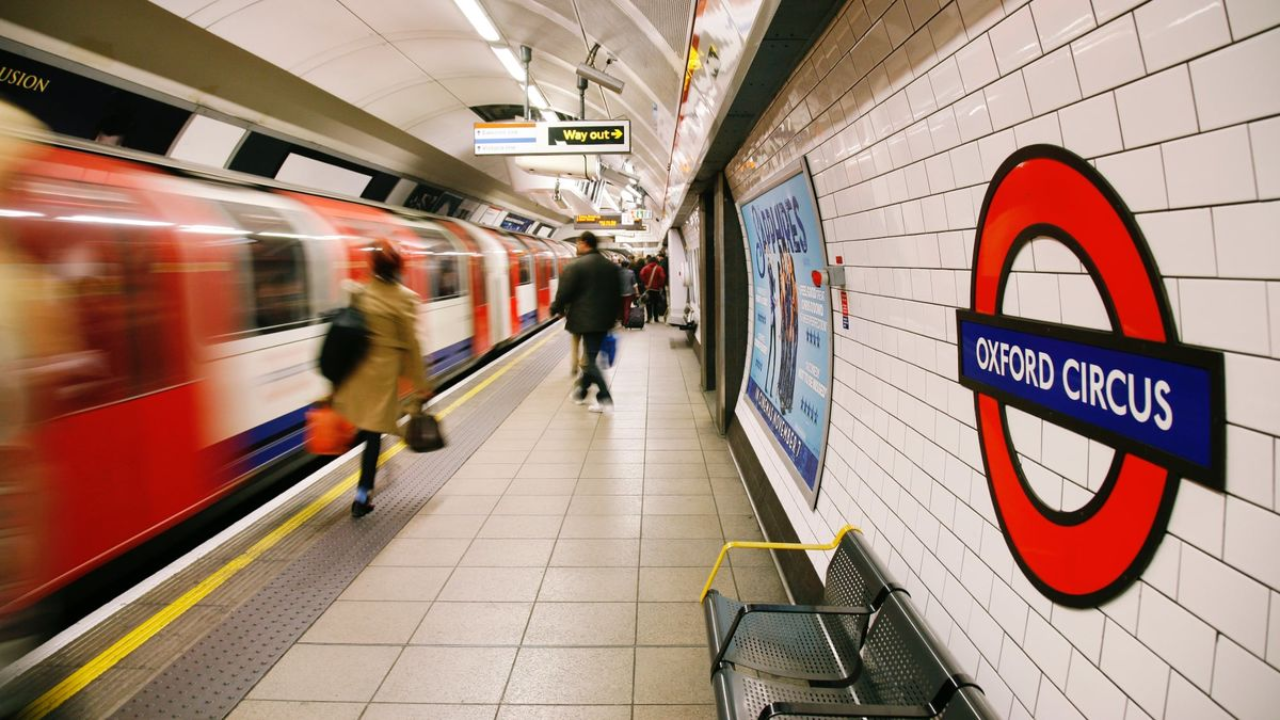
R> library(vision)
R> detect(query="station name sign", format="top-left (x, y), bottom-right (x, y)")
top-left (474, 120), bottom-right (631, 156)
top-left (574, 212), bottom-right (645, 231)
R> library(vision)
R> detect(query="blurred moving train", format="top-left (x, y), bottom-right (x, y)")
top-left (0, 139), bottom-right (586, 634)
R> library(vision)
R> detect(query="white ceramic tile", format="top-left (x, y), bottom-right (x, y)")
top-left (1036, 678), bottom-right (1086, 720)
top-left (1165, 672), bottom-right (1234, 720)
top-left (1225, 0), bottom-right (1280, 37)
top-left (1212, 637), bottom-right (1280, 719)
top-left (1137, 209), bottom-right (1216, 277)
top-left (1224, 353), bottom-right (1280, 436)
top-left (1022, 47), bottom-right (1082, 114)
top-left (955, 91), bottom-right (995, 142)
top-left (978, 129), bottom-right (1017, 177)
top-left (1013, 114), bottom-right (1063, 147)
top-left (1096, 146), bottom-right (1169, 212)
top-left (1059, 274), bottom-right (1109, 328)
top-left (1100, 622), bottom-right (1170, 716)
top-left (1225, 424), bottom-right (1276, 507)
top-left (1213, 202), bottom-right (1280, 279)
top-left (999, 635), bottom-right (1043, 706)
top-left (1163, 126), bottom-right (1258, 208)
top-left (1115, 66), bottom-right (1199, 148)
top-left (956, 36), bottom-right (1001, 94)
top-left (1136, 585), bottom-right (1217, 689)
top-left (1059, 93), bottom-right (1123, 157)
top-left (907, 77), bottom-right (939, 121)
top-left (985, 72), bottom-right (1033, 130)
top-left (950, 141), bottom-right (986, 185)
top-left (1031, 0), bottom-right (1097, 51)
top-left (928, 3), bottom-right (968, 60)
top-left (1191, 28), bottom-right (1280, 130)
top-left (1179, 279), bottom-right (1270, 355)
top-left (1180, 544), bottom-right (1271, 656)
top-left (1066, 648), bottom-right (1128, 720)
top-left (1071, 15), bottom-right (1147, 97)
top-left (928, 106), bottom-right (963, 150)
top-left (1253, 117), bottom-right (1280, 200)
top-left (928, 57), bottom-right (966, 106)
top-left (1224, 495), bottom-right (1280, 590)
top-left (1136, 0), bottom-right (1233, 71)
top-left (958, 0), bottom-right (1007, 37)
top-left (989, 6), bottom-right (1044, 73)
top-left (1024, 611), bottom-right (1072, 687)
top-left (1270, 591), bottom-right (1280, 667)
top-left (1091, 0), bottom-right (1146, 23)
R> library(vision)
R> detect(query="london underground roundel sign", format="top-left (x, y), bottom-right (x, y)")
top-left (957, 145), bottom-right (1225, 607)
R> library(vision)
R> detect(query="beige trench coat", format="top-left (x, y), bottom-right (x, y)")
top-left (332, 279), bottom-right (433, 435)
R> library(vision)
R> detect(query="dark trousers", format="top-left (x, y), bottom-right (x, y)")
top-left (646, 291), bottom-right (665, 321)
top-left (577, 332), bottom-right (612, 403)
top-left (357, 429), bottom-right (381, 493)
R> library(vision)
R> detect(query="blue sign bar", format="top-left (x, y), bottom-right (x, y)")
top-left (958, 313), bottom-right (1223, 482)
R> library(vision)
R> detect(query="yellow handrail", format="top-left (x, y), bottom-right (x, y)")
top-left (699, 524), bottom-right (861, 602)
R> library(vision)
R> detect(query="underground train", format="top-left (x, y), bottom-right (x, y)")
top-left (0, 140), bottom-right (581, 628)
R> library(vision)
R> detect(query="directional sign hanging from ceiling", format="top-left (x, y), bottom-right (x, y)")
top-left (474, 120), bottom-right (631, 156)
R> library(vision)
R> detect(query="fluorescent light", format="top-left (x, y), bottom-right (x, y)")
top-left (452, 0), bottom-right (500, 42)
top-left (57, 215), bottom-right (172, 227)
top-left (527, 85), bottom-right (550, 109)
top-left (178, 224), bottom-right (246, 235)
top-left (0, 209), bottom-right (43, 218)
top-left (492, 47), bottom-right (525, 81)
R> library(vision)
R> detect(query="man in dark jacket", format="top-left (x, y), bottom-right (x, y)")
top-left (552, 232), bottom-right (621, 411)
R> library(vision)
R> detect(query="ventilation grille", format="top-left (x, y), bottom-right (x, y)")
top-left (629, 0), bottom-right (695, 53)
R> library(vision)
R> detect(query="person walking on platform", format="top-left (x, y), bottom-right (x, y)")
top-left (618, 258), bottom-right (639, 327)
top-left (552, 232), bottom-right (620, 413)
top-left (639, 254), bottom-right (667, 323)
top-left (334, 239), bottom-right (434, 517)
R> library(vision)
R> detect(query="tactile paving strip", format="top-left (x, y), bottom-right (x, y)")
top-left (100, 332), bottom-right (567, 720)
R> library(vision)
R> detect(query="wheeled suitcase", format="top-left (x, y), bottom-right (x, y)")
top-left (626, 304), bottom-right (645, 329)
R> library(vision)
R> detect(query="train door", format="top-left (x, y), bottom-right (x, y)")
top-left (495, 234), bottom-right (535, 333)
top-left (435, 220), bottom-right (491, 356)
top-left (522, 235), bottom-right (555, 322)
top-left (404, 221), bottom-right (474, 374)
top-left (440, 219), bottom-right (511, 347)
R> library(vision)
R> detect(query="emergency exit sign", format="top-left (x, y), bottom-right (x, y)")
top-left (475, 120), bottom-right (631, 156)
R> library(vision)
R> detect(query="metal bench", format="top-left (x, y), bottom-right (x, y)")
top-left (711, 592), bottom-right (990, 719)
top-left (701, 526), bottom-right (900, 682)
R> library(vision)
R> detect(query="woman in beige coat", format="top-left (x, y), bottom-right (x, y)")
top-left (333, 239), bottom-right (433, 517)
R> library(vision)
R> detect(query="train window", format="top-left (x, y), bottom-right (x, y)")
top-left (214, 201), bottom-right (312, 333)
top-left (518, 254), bottom-right (533, 286)
top-left (408, 228), bottom-right (465, 301)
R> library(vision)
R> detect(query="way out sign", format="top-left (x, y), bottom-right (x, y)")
top-left (959, 145), bottom-right (1225, 608)
top-left (474, 120), bottom-right (630, 156)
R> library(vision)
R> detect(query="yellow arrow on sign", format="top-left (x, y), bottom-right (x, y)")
top-left (611, 129), bottom-right (623, 139)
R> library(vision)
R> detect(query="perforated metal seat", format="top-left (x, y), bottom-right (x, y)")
top-left (704, 532), bottom-right (899, 681)
top-left (713, 593), bottom-right (991, 720)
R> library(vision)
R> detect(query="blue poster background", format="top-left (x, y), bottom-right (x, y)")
top-left (741, 170), bottom-right (832, 493)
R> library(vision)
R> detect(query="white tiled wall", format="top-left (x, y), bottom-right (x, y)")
top-left (725, 0), bottom-right (1279, 717)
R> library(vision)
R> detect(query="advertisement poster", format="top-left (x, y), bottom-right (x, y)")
top-left (739, 161), bottom-right (833, 506)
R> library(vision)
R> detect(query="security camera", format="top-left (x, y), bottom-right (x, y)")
top-left (576, 62), bottom-right (625, 94)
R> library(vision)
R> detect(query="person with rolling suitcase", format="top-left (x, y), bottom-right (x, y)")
top-left (639, 255), bottom-right (667, 323)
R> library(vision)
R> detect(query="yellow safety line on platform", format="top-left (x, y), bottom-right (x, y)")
top-left (698, 524), bottom-right (861, 603)
top-left (19, 332), bottom-right (559, 720)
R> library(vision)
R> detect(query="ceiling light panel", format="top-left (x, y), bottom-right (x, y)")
top-left (452, 0), bottom-right (501, 42)
top-left (491, 47), bottom-right (525, 82)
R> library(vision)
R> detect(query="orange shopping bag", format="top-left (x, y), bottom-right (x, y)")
top-left (305, 400), bottom-right (356, 455)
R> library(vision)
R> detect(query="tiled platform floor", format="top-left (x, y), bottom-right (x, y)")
top-left (230, 324), bottom-right (790, 720)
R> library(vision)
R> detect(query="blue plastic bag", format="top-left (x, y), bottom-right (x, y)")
top-left (600, 333), bottom-right (618, 368)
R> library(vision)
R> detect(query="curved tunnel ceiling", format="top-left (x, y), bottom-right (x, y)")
top-left (150, 0), bottom-right (695, 216)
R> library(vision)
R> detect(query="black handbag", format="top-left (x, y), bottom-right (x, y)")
top-left (405, 412), bottom-right (446, 452)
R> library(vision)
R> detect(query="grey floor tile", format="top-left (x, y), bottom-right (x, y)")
top-left (453, 463), bottom-right (522, 479)
top-left (638, 567), bottom-right (734, 603)
top-left (732, 565), bottom-right (790, 603)
top-left (644, 495), bottom-right (719, 515)
top-left (711, 493), bottom-right (754, 515)
top-left (399, 514), bottom-right (487, 539)
top-left (705, 462), bottom-right (739, 479)
top-left (363, 705), bottom-right (498, 720)
top-left (645, 450), bottom-right (705, 464)
top-left (573, 479), bottom-right (643, 495)
top-left (470, 448), bottom-right (532, 465)
top-left (340, 567), bottom-right (451, 602)
top-left (496, 707), bottom-right (630, 720)
top-left (645, 437), bottom-right (702, 451)
top-left (478, 515), bottom-right (565, 539)
top-left (460, 539), bottom-right (556, 567)
top-left (558, 515), bottom-right (641, 539)
top-left (370, 538), bottom-right (470, 567)
top-left (505, 478), bottom-right (579, 496)
top-left (438, 567), bottom-right (545, 602)
top-left (550, 538), bottom-right (640, 567)
top-left (639, 539), bottom-right (725, 567)
top-left (593, 427), bottom-right (646, 440)
top-left (503, 647), bottom-right (634, 704)
top-left (538, 567), bottom-right (638, 602)
top-left (719, 514), bottom-right (765, 540)
top-left (523, 602), bottom-right (636, 646)
top-left (567, 495), bottom-right (643, 515)
top-left (632, 705), bottom-right (717, 719)
top-left (419, 495), bottom-right (501, 516)
top-left (374, 646), bottom-right (517, 703)
top-left (590, 437), bottom-right (646, 451)
top-left (492, 495), bottom-right (571, 516)
top-left (634, 647), bottom-right (715, 704)
top-left (641, 515), bottom-right (724, 539)
top-left (635, 603), bottom-right (707, 646)
top-left (526, 449), bottom-right (588, 464)
top-left (436, 478), bottom-right (512, 496)
top-left (537, 436), bottom-right (594, 450)
top-left (411, 602), bottom-right (533, 645)
top-left (246, 644), bottom-right (400, 702)
top-left (300, 600), bottom-right (429, 645)
top-left (585, 449), bottom-right (646, 464)
top-left (227, 700), bottom-right (365, 720)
